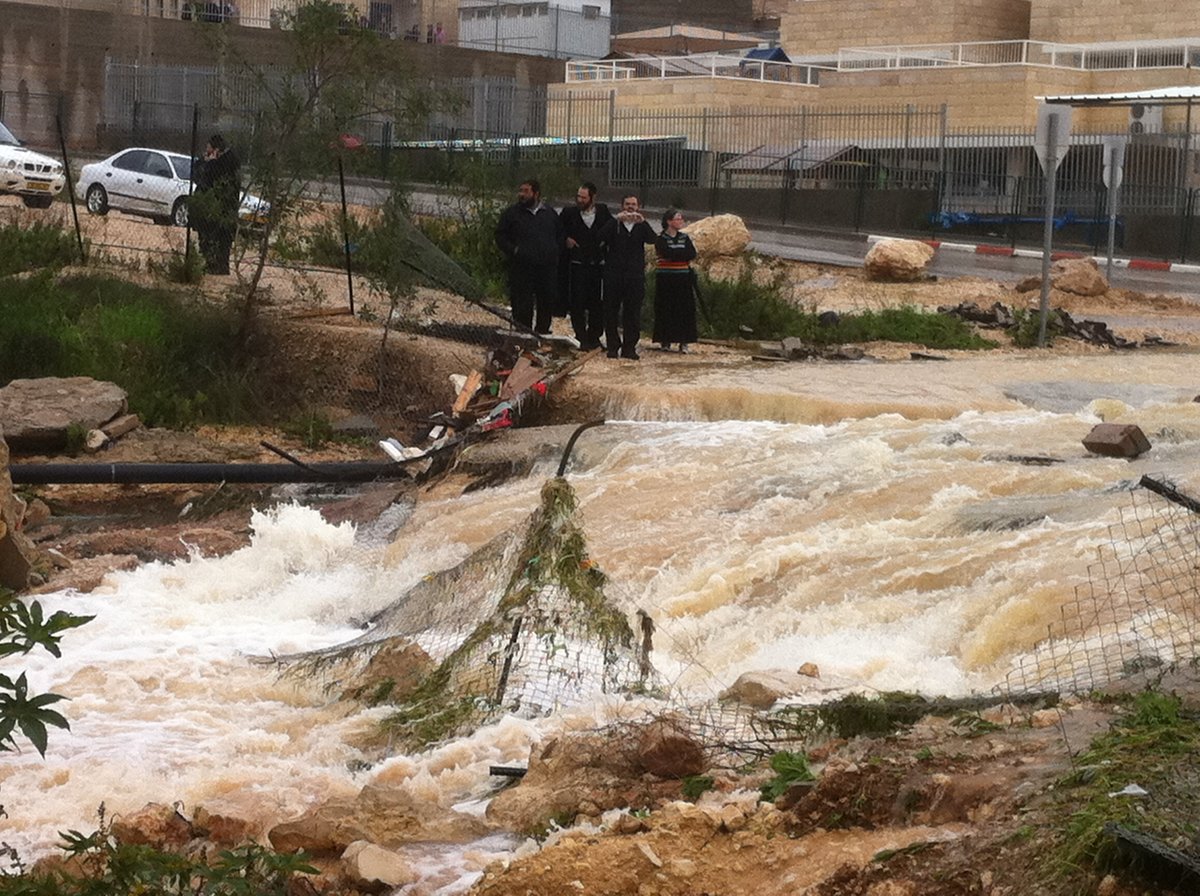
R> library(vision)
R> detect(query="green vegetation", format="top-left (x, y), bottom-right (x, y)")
top-left (760, 750), bottom-right (814, 802)
top-left (1051, 690), bottom-right (1200, 882)
top-left (1011, 307), bottom-right (1063, 347)
top-left (0, 589), bottom-right (92, 758)
top-left (682, 774), bottom-right (716, 800)
top-left (0, 808), bottom-right (316, 895)
top-left (0, 273), bottom-right (261, 428)
top-left (643, 263), bottom-right (995, 349)
top-left (0, 220), bottom-right (80, 277)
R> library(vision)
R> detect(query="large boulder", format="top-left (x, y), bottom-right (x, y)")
top-left (0, 377), bottom-right (128, 452)
top-left (0, 428), bottom-right (36, 591)
top-left (720, 670), bottom-right (814, 709)
top-left (863, 239), bottom-right (936, 282)
top-left (1051, 256), bottom-right (1108, 296)
top-left (685, 214), bottom-right (752, 260)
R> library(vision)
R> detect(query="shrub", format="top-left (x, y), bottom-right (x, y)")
top-left (0, 219), bottom-right (80, 276)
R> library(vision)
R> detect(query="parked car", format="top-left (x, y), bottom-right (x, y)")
top-left (76, 147), bottom-right (269, 227)
top-left (0, 120), bottom-right (66, 209)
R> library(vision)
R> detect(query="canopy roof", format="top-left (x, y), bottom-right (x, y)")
top-left (1038, 85), bottom-right (1200, 107)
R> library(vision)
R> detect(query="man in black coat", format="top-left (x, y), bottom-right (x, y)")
top-left (559, 181), bottom-right (613, 350)
top-left (193, 134), bottom-right (241, 275)
top-left (598, 194), bottom-right (656, 359)
top-left (494, 178), bottom-right (563, 335)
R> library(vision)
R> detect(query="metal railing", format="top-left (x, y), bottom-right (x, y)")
top-left (565, 53), bottom-right (829, 86)
top-left (838, 38), bottom-right (1200, 72)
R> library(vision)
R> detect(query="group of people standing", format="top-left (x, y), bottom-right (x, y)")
top-left (494, 179), bottom-right (700, 359)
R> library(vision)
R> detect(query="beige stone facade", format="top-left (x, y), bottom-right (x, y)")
top-left (559, 0), bottom-right (1200, 140)
top-left (779, 0), bottom-right (1031, 57)
top-left (1029, 0), bottom-right (1200, 44)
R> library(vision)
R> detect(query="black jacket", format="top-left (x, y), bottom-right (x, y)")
top-left (599, 217), bottom-right (656, 278)
top-left (560, 203), bottom-right (614, 265)
top-left (495, 202), bottom-right (563, 268)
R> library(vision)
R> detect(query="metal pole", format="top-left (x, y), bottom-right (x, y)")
top-left (56, 113), bottom-right (86, 264)
top-left (186, 104), bottom-right (198, 271)
top-left (1105, 141), bottom-right (1122, 282)
top-left (1037, 113), bottom-right (1059, 348)
top-left (337, 156), bottom-right (355, 316)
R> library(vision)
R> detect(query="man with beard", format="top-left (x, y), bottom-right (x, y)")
top-left (495, 178), bottom-right (564, 335)
top-left (559, 181), bottom-right (613, 350)
top-left (597, 194), bottom-right (656, 359)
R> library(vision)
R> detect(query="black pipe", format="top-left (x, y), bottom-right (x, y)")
top-left (9, 461), bottom-right (411, 485)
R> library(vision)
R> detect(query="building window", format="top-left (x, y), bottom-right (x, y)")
top-left (582, 4), bottom-right (599, 18)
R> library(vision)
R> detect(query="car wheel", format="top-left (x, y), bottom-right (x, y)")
top-left (22, 194), bottom-right (54, 210)
top-left (171, 198), bottom-right (189, 228)
top-left (85, 184), bottom-right (109, 216)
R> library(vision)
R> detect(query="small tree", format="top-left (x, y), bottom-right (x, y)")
top-left (203, 1), bottom-right (439, 330)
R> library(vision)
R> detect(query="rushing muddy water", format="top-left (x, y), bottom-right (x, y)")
top-left (4, 349), bottom-right (1200, 892)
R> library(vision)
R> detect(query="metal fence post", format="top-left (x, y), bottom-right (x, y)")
top-left (56, 113), bottom-right (86, 264)
top-left (607, 89), bottom-right (615, 185)
top-left (380, 120), bottom-right (393, 179)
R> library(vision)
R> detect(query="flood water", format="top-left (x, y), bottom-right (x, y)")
top-left (4, 348), bottom-right (1200, 891)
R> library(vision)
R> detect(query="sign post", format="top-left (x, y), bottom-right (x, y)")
top-left (1034, 103), bottom-right (1073, 347)
top-left (1101, 137), bottom-right (1127, 282)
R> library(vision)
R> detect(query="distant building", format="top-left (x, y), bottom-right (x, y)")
top-left (457, 0), bottom-right (611, 59)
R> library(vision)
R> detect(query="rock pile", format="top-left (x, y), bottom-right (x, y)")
top-left (0, 376), bottom-right (141, 453)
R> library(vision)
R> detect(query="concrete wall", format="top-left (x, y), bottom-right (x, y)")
top-left (1030, 0), bottom-right (1200, 43)
top-left (1, 1), bottom-right (563, 149)
top-left (779, 0), bottom-right (1031, 57)
top-left (610, 0), bottom-right (758, 32)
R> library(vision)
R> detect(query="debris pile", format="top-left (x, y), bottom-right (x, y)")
top-left (937, 301), bottom-right (1169, 348)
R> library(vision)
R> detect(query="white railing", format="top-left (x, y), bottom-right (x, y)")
top-left (838, 38), bottom-right (1200, 72)
top-left (565, 53), bottom-right (828, 86)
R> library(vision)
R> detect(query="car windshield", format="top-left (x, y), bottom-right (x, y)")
top-left (169, 155), bottom-right (192, 180)
top-left (0, 122), bottom-right (19, 146)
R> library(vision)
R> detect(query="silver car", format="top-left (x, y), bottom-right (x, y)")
top-left (77, 147), bottom-right (268, 227)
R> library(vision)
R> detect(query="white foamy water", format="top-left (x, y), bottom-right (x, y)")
top-left (4, 350), bottom-right (1200, 890)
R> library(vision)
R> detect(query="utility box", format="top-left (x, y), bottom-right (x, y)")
top-left (1083, 423), bottom-right (1151, 458)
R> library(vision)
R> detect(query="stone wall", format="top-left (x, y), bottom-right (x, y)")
top-left (1030, 0), bottom-right (1200, 43)
top-left (779, 0), bottom-right (1031, 57)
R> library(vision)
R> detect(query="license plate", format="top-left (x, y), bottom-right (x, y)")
top-left (25, 182), bottom-right (51, 191)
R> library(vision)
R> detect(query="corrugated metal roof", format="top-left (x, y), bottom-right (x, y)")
top-left (1039, 85), bottom-right (1200, 106)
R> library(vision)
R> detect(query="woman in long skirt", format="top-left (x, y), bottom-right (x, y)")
top-left (653, 208), bottom-right (698, 353)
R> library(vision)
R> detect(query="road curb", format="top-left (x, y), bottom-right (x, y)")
top-left (867, 234), bottom-right (1189, 274)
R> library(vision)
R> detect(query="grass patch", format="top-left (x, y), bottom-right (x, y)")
top-left (1051, 690), bottom-right (1200, 883)
top-left (0, 219), bottom-right (81, 276)
top-left (0, 272), bottom-right (261, 428)
top-left (644, 264), bottom-right (995, 349)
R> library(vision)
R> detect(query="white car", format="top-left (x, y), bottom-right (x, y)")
top-left (77, 147), bottom-right (269, 227)
top-left (0, 121), bottom-right (66, 209)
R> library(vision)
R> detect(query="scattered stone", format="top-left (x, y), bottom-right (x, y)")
top-left (0, 430), bottom-right (37, 590)
top-left (720, 669), bottom-right (812, 709)
top-left (797, 662), bottom-right (820, 679)
top-left (350, 640), bottom-right (436, 703)
top-left (636, 719), bottom-right (707, 779)
top-left (912, 352), bottom-right (950, 361)
top-left (101, 413), bottom-right (142, 440)
top-left (1014, 275), bottom-right (1041, 292)
top-left (341, 840), bottom-right (418, 889)
top-left (864, 238), bottom-right (935, 282)
top-left (110, 802), bottom-right (193, 850)
top-left (84, 429), bottom-right (109, 453)
top-left (192, 806), bottom-right (256, 846)
top-left (21, 497), bottom-right (51, 531)
top-left (818, 310), bottom-right (841, 327)
top-left (1083, 423), bottom-right (1151, 459)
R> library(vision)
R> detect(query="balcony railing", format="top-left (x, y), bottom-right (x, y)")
top-left (838, 39), bottom-right (1200, 72)
top-left (565, 53), bottom-right (829, 87)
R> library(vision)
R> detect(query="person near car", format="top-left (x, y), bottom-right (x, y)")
top-left (193, 134), bottom-right (240, 275)
top-left (494, 178), bottom-right (563, 335)
top-left (653, 208), bottom-right (699, 353)
top-left (559, 182), bottom-right (613, 351)
top-left (598, 193), bottom-right (656, 359)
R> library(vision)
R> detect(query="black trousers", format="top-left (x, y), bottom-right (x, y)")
top-left (604, 270), bottom-right (645, 357)
top-left (569, 263), bottom-right (605, 347)
top-left (509, 262), bottom-right (557, 334)
top-left (197, 222), bottom-right (234, 274)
